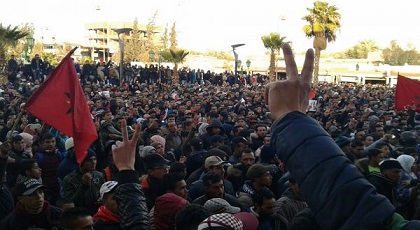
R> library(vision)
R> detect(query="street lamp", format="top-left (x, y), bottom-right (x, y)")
top-left (24, 34), bottom-right (35, 63)
top-left (231, 43), bottom-right (245, 78)
top-left (113, 28), bottom-right (132, 83)
top-left (246, 60), bottom-right (251, 74)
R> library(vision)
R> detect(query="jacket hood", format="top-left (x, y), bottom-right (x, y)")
top-left (154, 193), bottom-right (188, 229)
top-left (206, 119), bottom-right (225, 134)
top-left (397, 155), bottom-right (415, 173)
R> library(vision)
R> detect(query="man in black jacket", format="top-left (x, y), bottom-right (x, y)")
top-left (0, 178), bottom-right (62, 229)
top-left (368, 159), bottom-right (403, 207)
top-left (109, 119), bottom-right (150, 229)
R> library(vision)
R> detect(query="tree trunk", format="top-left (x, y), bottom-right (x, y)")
top-left (173, 63), bottom-right (179, 84)
top-left (269, 51), bottom-right (276, 82)
top-left (313, 48), bottom-right (321, 83)
top-left (0, 49), bottom-right (7, 84)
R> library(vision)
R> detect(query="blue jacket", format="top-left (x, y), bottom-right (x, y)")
top-left (271, 112), bottom-right (397, 229)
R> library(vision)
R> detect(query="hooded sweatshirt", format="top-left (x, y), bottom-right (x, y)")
top-left (154, 193), bottom-right (188, 230)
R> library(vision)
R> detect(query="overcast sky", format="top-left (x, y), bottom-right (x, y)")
top-left (1, 0), bottom-right (419, 58)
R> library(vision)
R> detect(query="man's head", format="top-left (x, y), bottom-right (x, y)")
top-left (335, 136), bottom-right (351, 153)
top-left (41, 132), bottom-right (56, 151)
top-left (204, 156), bottom-right (225, 177)
top-left (99, 181), bottom-right (119, 214)
top-left (255, 125), bottom-right (267, 138)
top-left (240, 148), bottom-right (255, 169)
top-left (252, 187), bottom-right (276, 217)
top-left (16, 179), bottom-right (46, 214)
top-left (167, 121), bottom-right (178, 134)
top-left (19, 159), bottom-right (42, 179)
top-left (354, 129), bottom-right (366, 141)
top-left (189, 138), bottom-right (203, 151)
top-left (175, 204), bottom-right (212, 230)
top-left (350, 140), bottom-right (364, 157)
top-left (203, 174), bottom-right (224, 198)
top-left (375, 125), bottom-right (385, 138)
top-left (376, 142), bottom-right (390, 158)
top-left (144, 154), bottom-right (169, 179)
top-left (363, 135), bottom-right (374, 147)
top-left (65, 137), bottom-right (74, 152)
top-left (12, 134), bottom-right (25, 152)
top-left (379, 159), bottom-right (402, 183)
top-left (367, 148), bottom-right (384, 167)
top-left (231, 136), bottom-right (249, 155)
top-left (80, 150), bottom-right (97, 173)
top-left (246, 164), bottom-right (273, 187)
top-left (60, 207), bottom-right (94, 230)
top-left (164, 173), bottom-right (188, 199)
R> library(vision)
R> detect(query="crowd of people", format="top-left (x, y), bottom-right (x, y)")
top-left (1, 44), bottom-right (420, 229)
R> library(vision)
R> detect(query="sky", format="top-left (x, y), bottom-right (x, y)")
top-left (1, 0), bottom-right (419, 59)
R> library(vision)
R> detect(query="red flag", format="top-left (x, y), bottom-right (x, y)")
top-left (309, 89), bottom-right (316, 99)
top-left (395, 74), bottom-right (420, 112)
top-left (25, 48), bottom-right (98, 164)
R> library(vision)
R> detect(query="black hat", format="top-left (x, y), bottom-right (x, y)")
top-left (335, 136), bottom-right (351, 148)
top-left (379, 159), bottom-right (403, 171)
top-left (15, 179), bottom-right (45, 196)
top-left (211, 135), bottom-right (224, 143)
top-left (144, 153), bottom-right (169, 170)
top-left (231, 136), bottom-right (248, 146)
top-left (189, 138), bottom-right (204, 150)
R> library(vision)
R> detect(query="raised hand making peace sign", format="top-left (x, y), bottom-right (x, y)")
top-left (264, 43), bottom-right (314, 121)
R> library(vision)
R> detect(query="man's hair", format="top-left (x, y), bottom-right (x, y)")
top-left (203, 174), bottom-right (223, 187)
top-left (175, 204), bottom-right (212, 230)
top-left (403, 147), bottom-right (417, 155)
top-left (169, 162), bottom-right (186, 174)
top-left (41, 132), bottom-right (55, 142)
top-left (367, 148), bottom-right (382, 160)
top-left (375, 142), bottom-right (388, 150)
top-left (240, 148), bottom-right (254, 158)
top-left (164, 172), bottom-right (185, 191)
top-left (18, 159), bottom-right (38, 175)
top-left (350, 140), bottom-right (364, 148)
top-left (252, 187), bottom-right (274, 206)
top-left (60, 207), bottom-right (92, 229)
top-left (255, 124), bottom-right (267, 131)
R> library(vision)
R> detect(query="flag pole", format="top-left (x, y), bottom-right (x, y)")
top-left (7, 107), bottom-right (25, 140)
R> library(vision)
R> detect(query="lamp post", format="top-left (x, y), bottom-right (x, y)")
top-left (246, 60), bottom-right (251, 74)
top-left (231, 43), bottom-right (245, 78)
top-left (113, 28), bottom-right (132, 83)
top-left (24, 35), bottom-right (35, 64)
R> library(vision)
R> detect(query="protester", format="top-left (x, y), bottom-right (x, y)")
top-left (266, 43), bottom-right (420, 229)
top-left (3, 40), bottom-right (420, 229)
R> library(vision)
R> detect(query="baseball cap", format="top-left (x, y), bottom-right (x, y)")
top-left (246, 164), bottom-right (271, 181)
top-left (15, 178), bottom-right (45, 196)
top-left (198, 213), bottom-right (243, 230)
top-left (234, 212), bottom-right (259, 230)
top-left (335, 136), bottom-right (351, 148)
top-left (65, 137), bottom-right (74, 151)
top-left (205, 156), bottom-right (225, 169)
top-left (189, 138), bottom-right (204, 150)
top-left (379, 159), bottom-right (403, 171)
top-left (204, 198), bottom-right (241, 214)
top-left (99, 181), bottom-right (118, 200)
top-left (144, 153), bottom-right (170, 170)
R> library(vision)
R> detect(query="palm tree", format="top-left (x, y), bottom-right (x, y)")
top-left (161, 49), bottom-right (189, 84)
top-left (302, 1), bottom-right (341, 83)
top-left (0, 24), bottom-right (28, 82)
top-left (261, 33), bottom-right (286, 82)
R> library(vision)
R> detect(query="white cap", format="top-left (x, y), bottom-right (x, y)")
top-left (99, 181), bottom-right (118, 200)
top-left (65, 138), bottom-right (74, 151)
